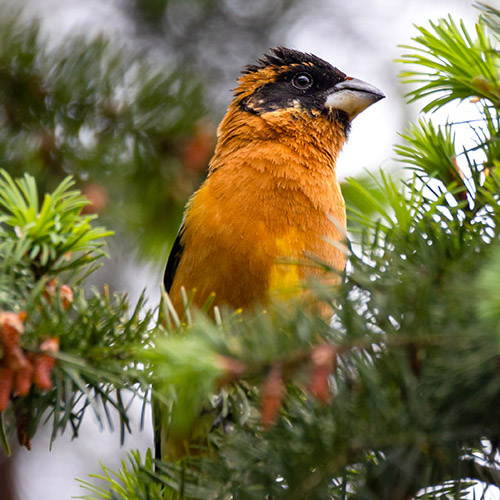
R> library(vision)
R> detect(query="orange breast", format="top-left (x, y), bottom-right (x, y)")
top-left (168, 139), bottom-right (347, 313)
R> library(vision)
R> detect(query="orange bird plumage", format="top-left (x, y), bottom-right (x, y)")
top-left (164, 47), bottom-right (384, 314)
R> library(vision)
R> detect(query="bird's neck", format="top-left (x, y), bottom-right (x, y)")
top-left (208, 104), bottom-right (347, 206)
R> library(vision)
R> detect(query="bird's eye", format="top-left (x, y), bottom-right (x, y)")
top-left (292, 73), bottom-right (313, 90)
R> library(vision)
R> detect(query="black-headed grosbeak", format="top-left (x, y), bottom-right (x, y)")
top-left (158, 47), bottom-right (384, 460)
top-left (164, 46), bottom-right (384, 312)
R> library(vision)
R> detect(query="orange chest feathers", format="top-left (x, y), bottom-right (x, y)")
top-left (168, 140), bottom-right (347, 311)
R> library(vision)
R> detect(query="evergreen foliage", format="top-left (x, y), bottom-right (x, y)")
top-left (0, 13), bottom-right (206, 256)
top-left (0, 170), bottom-right (152, 454)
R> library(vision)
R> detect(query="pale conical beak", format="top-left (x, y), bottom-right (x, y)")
top-left (325, 77), bottom-right (385, 120)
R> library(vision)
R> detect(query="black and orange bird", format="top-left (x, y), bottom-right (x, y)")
top-left (163, 47), bottom-right (384, 315)
top-left (157, 48), bottom-right (384, 461)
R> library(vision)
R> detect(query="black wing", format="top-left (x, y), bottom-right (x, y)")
top-left (163, 224), bottom-right (185, 293)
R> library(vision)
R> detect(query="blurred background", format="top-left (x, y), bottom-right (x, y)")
top-left (0, 0), bottom-right (482, 498)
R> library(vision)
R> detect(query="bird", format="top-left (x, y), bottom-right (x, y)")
top-left (163, 46), bottom-right (384, 315)
top-left (157, 47), bottom-right (384, 461)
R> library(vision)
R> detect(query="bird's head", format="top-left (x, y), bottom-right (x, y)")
top-left (229, 47), bottom-right (384, 139)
